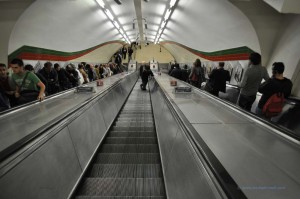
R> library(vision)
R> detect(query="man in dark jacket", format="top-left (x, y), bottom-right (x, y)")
top-left (38, 62), bottom-right (59, 95)
top-left (54, 63), bottom-right (71, 91)
top-left (139, 63), bottom-right (145, 77)
top-left (256, 62), bottom-right (293, 116)
top-left (208, 62), bottom-right (231, 97)
top-left (170, 63), bottom-right (182, 80)
top-left (128, 47), bottom-right (133, 61)
top-left (140, 65), bottom-right (154, 90)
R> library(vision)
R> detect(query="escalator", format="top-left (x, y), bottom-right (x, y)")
top-left (73, 80), bottom-right (166, 199)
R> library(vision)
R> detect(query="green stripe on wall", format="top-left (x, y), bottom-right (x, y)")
top-left (8, 40), bottom-right (125, 61)
top-left (160, 41), bottom-right (255, 56)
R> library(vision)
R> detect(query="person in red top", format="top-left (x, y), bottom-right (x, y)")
top-left (256, 62), bottom-right (293, 116)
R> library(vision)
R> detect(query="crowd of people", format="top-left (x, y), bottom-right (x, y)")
top-left (169, 52), bottom-right (293, 118)
top-left (1, 51), bottom-right (294, 119)
top-left (0, 58), bottom-right (126, 111)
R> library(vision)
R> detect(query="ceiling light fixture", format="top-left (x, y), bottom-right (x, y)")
top-left (154, 0), bottom-right (179, 44)
top-left (96, 0), bottom-right (131, 43)
top-left (105, 9), bottom-right (114, 21)
top-left (164, 9), bottom-right (172, 21)
top-left (114, 21), bottom-right (120, 29)
top-left (96, 0), bottom-right (105, 8)
top-left (170, 0), bottom-right (176, 7)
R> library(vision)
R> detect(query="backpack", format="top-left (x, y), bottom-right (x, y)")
top-left (262, 92), bottom-right (285, 118)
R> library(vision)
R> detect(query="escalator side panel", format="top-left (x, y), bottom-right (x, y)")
top-left (0, 73), bottom-right (139, 199)
top-left (0, 127), bottom-right (82, 199)
top-left (67, 103), bottom-right (107, 168)
top-left (149, 80), bottom-right (224, 199)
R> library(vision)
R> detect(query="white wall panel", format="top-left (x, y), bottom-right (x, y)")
top-left (266, 15), bottom-right (300, 96)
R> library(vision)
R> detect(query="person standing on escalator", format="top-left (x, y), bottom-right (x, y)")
top-left (140, 65), bottom-right (154, 90)
top-left (238, 52), bottom-right (269, 111)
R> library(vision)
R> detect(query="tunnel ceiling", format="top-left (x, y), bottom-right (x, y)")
top-left (7, 0), bottom-right (300, 63)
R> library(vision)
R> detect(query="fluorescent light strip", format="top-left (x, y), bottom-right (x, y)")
top-left (164, 9), bottom-right (171, 21)
top-left (170, 0), bottom-right (176, 7)
top-left (155, 0), bottom-right (178, 44)
top-left (96, 1), bottom-right (131, 43)
top-left (96, 0), bottom-right (105, 8)
top-left (114, 21), bottom-right (120, 29)
top-left (105, 9), bottom-right (114, 21)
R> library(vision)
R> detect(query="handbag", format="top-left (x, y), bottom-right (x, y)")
top-left (191, 72), bottom-right (199, 82)
top-left (19, 90), bottom-right (39, 104)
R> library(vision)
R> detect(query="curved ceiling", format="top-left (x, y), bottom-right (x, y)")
top-left (6, 0), bottom-right (298, 64)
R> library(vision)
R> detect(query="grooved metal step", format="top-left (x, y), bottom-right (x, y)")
top-left (118, 115), bottom-right (153, 119)
top-left (108, 131), bottom-right (156, 138)
top-left (100, 144), bottom-right (159, 153)
top-left (111, 127), bottom-right (155, 132)
top-left (74, 80), bottom-right (165, 198)
top-left (88, 164), bottom-right (163, 178)
top-left (117, 118), bottom-right (153, 122)
top-left (95, 153), bottom-right (161, 164)
top-left (78, 178), bottom-right (165, 197)
top-left (114, 122), bottom-right (154, 127)
top-left (105, 138), bottom-right (157, 144)
top-left (76, 196), bottom-right (166, 199)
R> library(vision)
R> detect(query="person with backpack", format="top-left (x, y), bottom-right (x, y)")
top-left (189, 58), bottom-right (205, 88)
top-left (256, 62), bottom-right (293, 117)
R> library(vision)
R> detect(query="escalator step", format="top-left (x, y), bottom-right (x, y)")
top-left (117, 118), bottom-right (153, 122)
top-left (108, 131), bottom-right (156, 138)
top-left (123, 107), bottom-right (152, 110)
top-left (76, 196), bottom-right (166, 199)
top-left (100, 144), bottom-right (159, 153)
top-left (114, 122), bottom-right (154, 127)
top-left (111, 127), bottom-right (155, 132)
top-left (121, 111), bottom-right (152, 114)
top-left (95, 153), bottom-right (161, 164)
top-left (105, 137), bottom-right (157, 144)
top-left (77, 178), bottom-right (165, 197)
top-left (88, 164), bottom-right (163, 178)
top-left (117, 115), bottom-right (153, 120)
